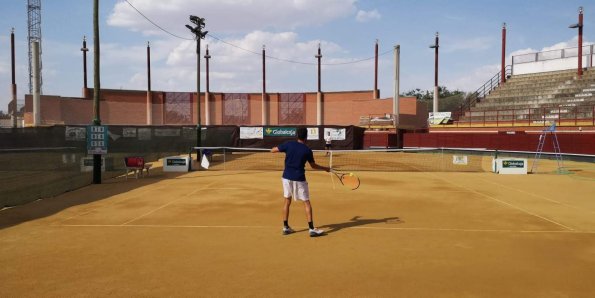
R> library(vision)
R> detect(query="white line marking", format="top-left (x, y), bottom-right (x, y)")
top-left (54, 224), bottom-right (595, 234)
top-left (421, 172), bottom-right (576, 231)
top-left (478, 177), bottom-right (595, 215)
top-left (121, 180), bottom-right (219, 226)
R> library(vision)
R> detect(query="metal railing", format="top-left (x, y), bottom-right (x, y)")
top-left (457, 65), bottom-right (512, 114)
top-left (512, 44), bottom-right (594, 64)
top-left (445, 104), bottom-right (595, 128)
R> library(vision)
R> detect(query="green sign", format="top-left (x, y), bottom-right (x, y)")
top-left (166, 158), bottom-right (188, 166)
top-left (264, 127), bottom-right (296, 137)
top-left (502, 160), bottom-right (525, 168)
top-left (87, 125), bottom-right (108, 155)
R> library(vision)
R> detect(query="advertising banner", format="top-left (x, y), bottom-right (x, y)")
top-left (264, 127), bottom-right (296, 137)
top-left (307, 127), bottom-right (319, 140)
top-left (323, 128), bottom-right (346, 140)
top-left (240, 127), bottom-right (264, 139)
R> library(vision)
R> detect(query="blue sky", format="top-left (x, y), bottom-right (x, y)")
top-left (0, 0), bottom-right (593, 113)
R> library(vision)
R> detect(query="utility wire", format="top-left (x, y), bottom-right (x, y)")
top-left (124, 0), bottom-right (392, 65)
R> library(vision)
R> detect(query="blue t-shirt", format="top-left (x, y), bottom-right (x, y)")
top-left (277, 141), bottom-right (314, 182)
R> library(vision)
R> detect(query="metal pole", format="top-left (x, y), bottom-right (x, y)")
top-left (315, 43), bottom-right (322, 125)
top-left (204, 45), bottom-right (211, 125)
top-left (185, 16), bottom-right (207, 152)
top-left (262, 45), bottom-right (267, 125)
top-left (393, 45), bottom-right (400, 126)
top-left (433, 32), bottom-right (439, 113)
top-left (11, 28), bottom-right (17, 128)
top-left (92, 0), bottom-right (101, 184)
top-left (196, 37), bottom-right (202, 147)
top-left (501, 23), bottom-right (507, 83)
top-left (81, 36), bottom-right (88, 98)
top-left (578, 7), bottom-right (583, 78)
top-left (374, 39), bottom-right (379, 99)
top-left (32, 41), bottom-right (40, 127)
top-left (147, 41), bottom-right (152, 125)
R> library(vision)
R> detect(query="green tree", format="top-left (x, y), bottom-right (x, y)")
top-left (404, 86), bottom-right (469, 114)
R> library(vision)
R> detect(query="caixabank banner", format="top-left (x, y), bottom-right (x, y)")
top-left (264, 127), bottom-right (296, 137)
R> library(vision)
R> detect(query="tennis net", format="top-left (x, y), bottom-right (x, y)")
top-left (191, 147), bottom-right (492, 172)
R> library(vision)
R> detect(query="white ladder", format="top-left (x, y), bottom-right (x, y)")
top-left (531, 122), bottom-right (564, 173)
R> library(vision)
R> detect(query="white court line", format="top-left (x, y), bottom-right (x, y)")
top-left (58, 186), bottom-right (166, 224)
top-left (478, 177), bottom-right (595, 215)
top-left (120, 180), bottom-right (219, 226)
top-left (421, 172), bottom-right (576, 231)
top-left (55, 224), bottom-right (595, 234)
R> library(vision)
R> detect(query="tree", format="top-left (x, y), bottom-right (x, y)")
top-left (404, 86), bottom-right (469, 114)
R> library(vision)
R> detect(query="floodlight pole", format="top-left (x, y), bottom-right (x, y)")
top-left (374, 39), bottom-right (379, 99)
top-left (147, 41), bottom-right (152, 125)
top-left (92, 0), bottom-right (102, 184)
top-left (501, 23), bottom-right (506, 84)
top-left (204, 44), bottom-right (211, 125)
top-left (262, 45), bottom-right (267, 125)
top-left (578, 7), bottom-right (584, 78)
top-left (429, 32), bottom-right (439, 113)
top-left (81, 36), bottom-right (89, 98)
top-left (10, 28), bottom-right (17, 128)
top-left (315, 43), bottom-right (322, 125)
top-left (569, 7), bottom-right (584, 78)
top-left (186, 16), bottom-right (207, 149)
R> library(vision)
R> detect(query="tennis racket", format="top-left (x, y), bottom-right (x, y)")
top-left (330, 169), bottom-right (360, 190)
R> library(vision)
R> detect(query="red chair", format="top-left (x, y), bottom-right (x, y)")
top-left (124, 157), bottom-right (151, 179)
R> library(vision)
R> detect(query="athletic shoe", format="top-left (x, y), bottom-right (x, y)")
top-left (282, 226), bottom-right (295, 235)
top-left (309, 228), bottom-right (324, 237)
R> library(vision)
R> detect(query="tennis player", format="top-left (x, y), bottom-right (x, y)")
top-left (324, 132), bottom-right (332, 156)
top-left (271, 127), bottom-right (330, 237)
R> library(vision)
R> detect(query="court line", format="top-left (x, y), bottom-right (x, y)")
top-left (478, 177), bottom-right (595, 215)
top-left (55, 223), bottom-right (595, 234)
top-left (120, 180), bottom-right (219, 226)
top-left (58, 185), bottom-right (168, 224)
top-left (422, 172), bottom-right (576, 231)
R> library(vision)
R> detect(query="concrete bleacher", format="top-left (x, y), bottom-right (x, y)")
top-left (460, 68), bottom-right (595, 124)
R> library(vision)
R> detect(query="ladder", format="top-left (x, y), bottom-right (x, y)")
top-left (531, 122), bottom-right (564, 173)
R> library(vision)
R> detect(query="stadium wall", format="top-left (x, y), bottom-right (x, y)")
top-left (403, 132), bottom-right (595, 155)
top-left (23, 89), bottom-right (424, 128)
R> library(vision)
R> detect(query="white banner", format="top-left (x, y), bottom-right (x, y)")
top-left (323, 128), bottom-right (346, 141)
top-left (307, 127), bottom-right (319, 140)
top-left (428, 112), bottom-right (452, 125)
top-left (240, 127), bottom-right (264, 139)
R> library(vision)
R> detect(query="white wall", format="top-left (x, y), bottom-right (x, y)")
top-left (513, 54), bottom-right (593, 75)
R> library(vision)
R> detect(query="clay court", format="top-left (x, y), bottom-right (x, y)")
top-left (1, 155), bottom-right (595, 297)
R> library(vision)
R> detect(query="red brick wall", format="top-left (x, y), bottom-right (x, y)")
top-left (24, 88), bottom-right (426, 128)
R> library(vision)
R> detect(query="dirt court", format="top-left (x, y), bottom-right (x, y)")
top-left (1, 158), bottom-right (595, 297)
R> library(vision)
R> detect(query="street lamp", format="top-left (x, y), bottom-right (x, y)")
top-left (186, 15), bottom-right (208, 149)
top-left (569, 7), bottom-right (583, 78)
top-left (429, 32), bottom-right (439, 113)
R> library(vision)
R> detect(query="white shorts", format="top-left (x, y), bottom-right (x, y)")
top-left (282, 178), bottom-right (310, 201)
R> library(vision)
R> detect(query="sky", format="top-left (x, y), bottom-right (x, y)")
top-left (0, 0), bottom-right (594, 113)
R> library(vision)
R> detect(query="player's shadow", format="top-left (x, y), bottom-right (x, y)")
top-left (320, 216), bottom-right (402, 234)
